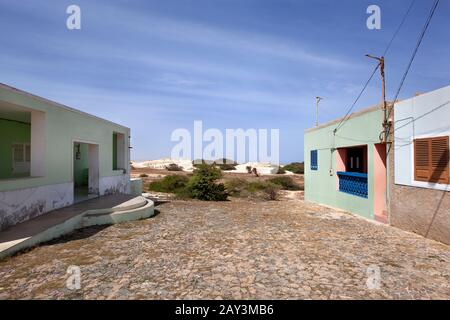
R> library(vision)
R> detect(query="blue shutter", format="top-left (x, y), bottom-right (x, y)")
top-left (311, 150), bottom-right (318, 170)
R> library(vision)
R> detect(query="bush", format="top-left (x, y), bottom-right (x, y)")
top-left (187, 164), bottom-right (228, 201)
top-left (224, 178), bottom-right (284, 200)
top-left (215, 158), bottom-right (237, 165)
top-left (147, 175), bottom-right (189, 193)
top-left (139, 173), bottom-right (149, 178)
top-left (276, 166), bottom-right (286, 174)
top-left (263, 183), bottom-right (281, 201)
top-left (224, 178), bottom-right (248, 196)
top-left (282, 162), bottom-right (304, 174)
top-left (216, 163), bottom-right (237, 171)
top-left (245, 181), bottom-right (269, 192)
top-left (267, 176), bottom-right (301, 190)
top-left (165, 163), bottom-right (183, 171)
top-left (193, 159), bottom-right (237, 171)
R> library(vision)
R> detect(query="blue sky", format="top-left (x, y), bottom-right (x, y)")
top-left (0, 0), bottom-right (449, 163)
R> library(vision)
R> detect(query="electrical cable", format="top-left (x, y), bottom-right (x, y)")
top-left (333, 0), bottom-right (418, 134)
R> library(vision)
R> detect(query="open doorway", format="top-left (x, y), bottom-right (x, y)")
top-left (374, 143), bottom-right (387, 223)
top-left (73, 141), bottom-right (99, 203)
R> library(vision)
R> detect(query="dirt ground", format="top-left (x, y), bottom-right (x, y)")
top-left (0, 195), bottom-right (449, 299)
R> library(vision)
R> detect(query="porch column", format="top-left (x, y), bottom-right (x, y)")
top-left (30, 110), bottom-right (45, 177)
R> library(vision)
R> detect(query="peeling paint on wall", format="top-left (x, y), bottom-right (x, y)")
top-left (0, 182), bottom-right (73, 230)
top-left (99, 174), bottom-right (130, 196)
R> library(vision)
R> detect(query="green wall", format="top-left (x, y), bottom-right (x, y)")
top-left (0, 85), bottom-right (130, 192)
top-left (304, 108), bottom-right (384, 219)
top-left (0, 119), bottom-right (31, 179)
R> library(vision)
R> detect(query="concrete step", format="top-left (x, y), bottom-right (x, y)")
top-left (375, 210), bottom-right (389, 224)
top-left (0, 195), bottom-right (154, 259)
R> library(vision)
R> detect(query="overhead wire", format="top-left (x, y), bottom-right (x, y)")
top-left (333, 0), bottom-right (417, 134)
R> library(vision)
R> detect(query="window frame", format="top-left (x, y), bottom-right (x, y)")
top-left (414, 136), bottom-right (449, 184)
top-left (310, 150), bottom-right (318, 171)
top-left (11, 142), bottom-right (31, 175)
top-left (112, 132), bottom-right (126, 172)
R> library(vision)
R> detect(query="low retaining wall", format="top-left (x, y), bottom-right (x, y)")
top-left (390, 183), bottom-right (450, 245)
top-left (0, 182), bottom-right (73, 231)
top-left (100, 174), bottom-right (131, 195)
top-left (0, 175), bottom-right (134, 231)
top-left (130, 178), bottom-right (143, 196)
top-left (0, 197), bottom-right (154, 259)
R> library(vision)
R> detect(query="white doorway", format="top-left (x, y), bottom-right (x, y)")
top-left (73, 141), bottom-right (99, 203)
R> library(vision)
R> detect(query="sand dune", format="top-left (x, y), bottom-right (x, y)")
top-left (132, 159), bottom-right (291, 175)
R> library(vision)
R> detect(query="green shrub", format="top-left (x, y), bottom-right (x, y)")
top-left (224, 178), bottom-right (248, 196)
top-left (282, 162), bottom-right (304, 174)
top-left (147, 175), bottom-right (189, 193)
top-left (193, 159), bottom-right (237, 171)
top-left (216, 163), bottom-right (237, 171)
top-left (192, 159), bottom-right (215, 168)
top-left (267, 176), bottom-right (301, 190)
top-left (245, 181), bottom-right (269, 192)
top-left (276, 166), bottom-right (286, 174)
top-left (215, 158), bottom-right (237, 170)
top-left (215, 158), bottom-right (237, 165)
top-left (165, 163), bottom-right (183, 171)
top-left (187, 164), bottom-right (228, 201)
top-left (173, 187), bottom-right (193, 200)
top-left (263, 183), bottom-right (281, 200)
top-left (224, 178), bottom-right (284, 200)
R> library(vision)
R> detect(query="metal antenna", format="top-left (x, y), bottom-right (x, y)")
top-left (315, 96), bottom-right (323, 127)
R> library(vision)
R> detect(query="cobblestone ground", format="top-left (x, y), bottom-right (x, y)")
top-left (0, 199), bottom-right (449, 299)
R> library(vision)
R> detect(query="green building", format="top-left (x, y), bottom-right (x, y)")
top-left (0, 84), bottom-right (132, 230)
top-left (304, 105), bottom-right (388, 222)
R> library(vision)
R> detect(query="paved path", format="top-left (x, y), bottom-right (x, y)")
top-left (0, 199), bottom-right (449, 299)
top-left (0, 194), bottom-right (135, 255)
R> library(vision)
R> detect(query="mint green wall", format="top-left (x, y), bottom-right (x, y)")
top-left (0, 119), bottom-right (30, 179)
top-left (0, 85), bottom-right (130, 192)
top-left (73, 143), bottom-right (89, 187)
top-left (304, 108), bottom-right (383, 219)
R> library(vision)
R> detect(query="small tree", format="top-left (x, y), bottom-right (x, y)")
top-left (187, 164), bottom-right (228, 201)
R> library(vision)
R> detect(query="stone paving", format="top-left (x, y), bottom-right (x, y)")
top-left (0, 198), bottom-right (449, 299)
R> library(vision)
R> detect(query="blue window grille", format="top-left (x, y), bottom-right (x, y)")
top-left (311, 150), bottom-right (318, 170)
top-left (337, 171), bottom-right (368, 198)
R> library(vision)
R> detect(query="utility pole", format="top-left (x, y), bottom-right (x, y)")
top-left (315, 96), bottom-right (323, 127)
top-left (366, 54), bottom-right (390, 225)
top-left (366, 54), bottom-right (388, 143)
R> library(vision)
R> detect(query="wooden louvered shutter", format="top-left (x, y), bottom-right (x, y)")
top-left (414, 136), bottom-right (449, 184)
top-left (414, 139), bottom-right (430, 182)
top-left (430, 136), bottom-right (449, 184)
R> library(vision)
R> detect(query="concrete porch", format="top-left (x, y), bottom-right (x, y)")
top-left (0, 194), bottom-right (154, 259)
